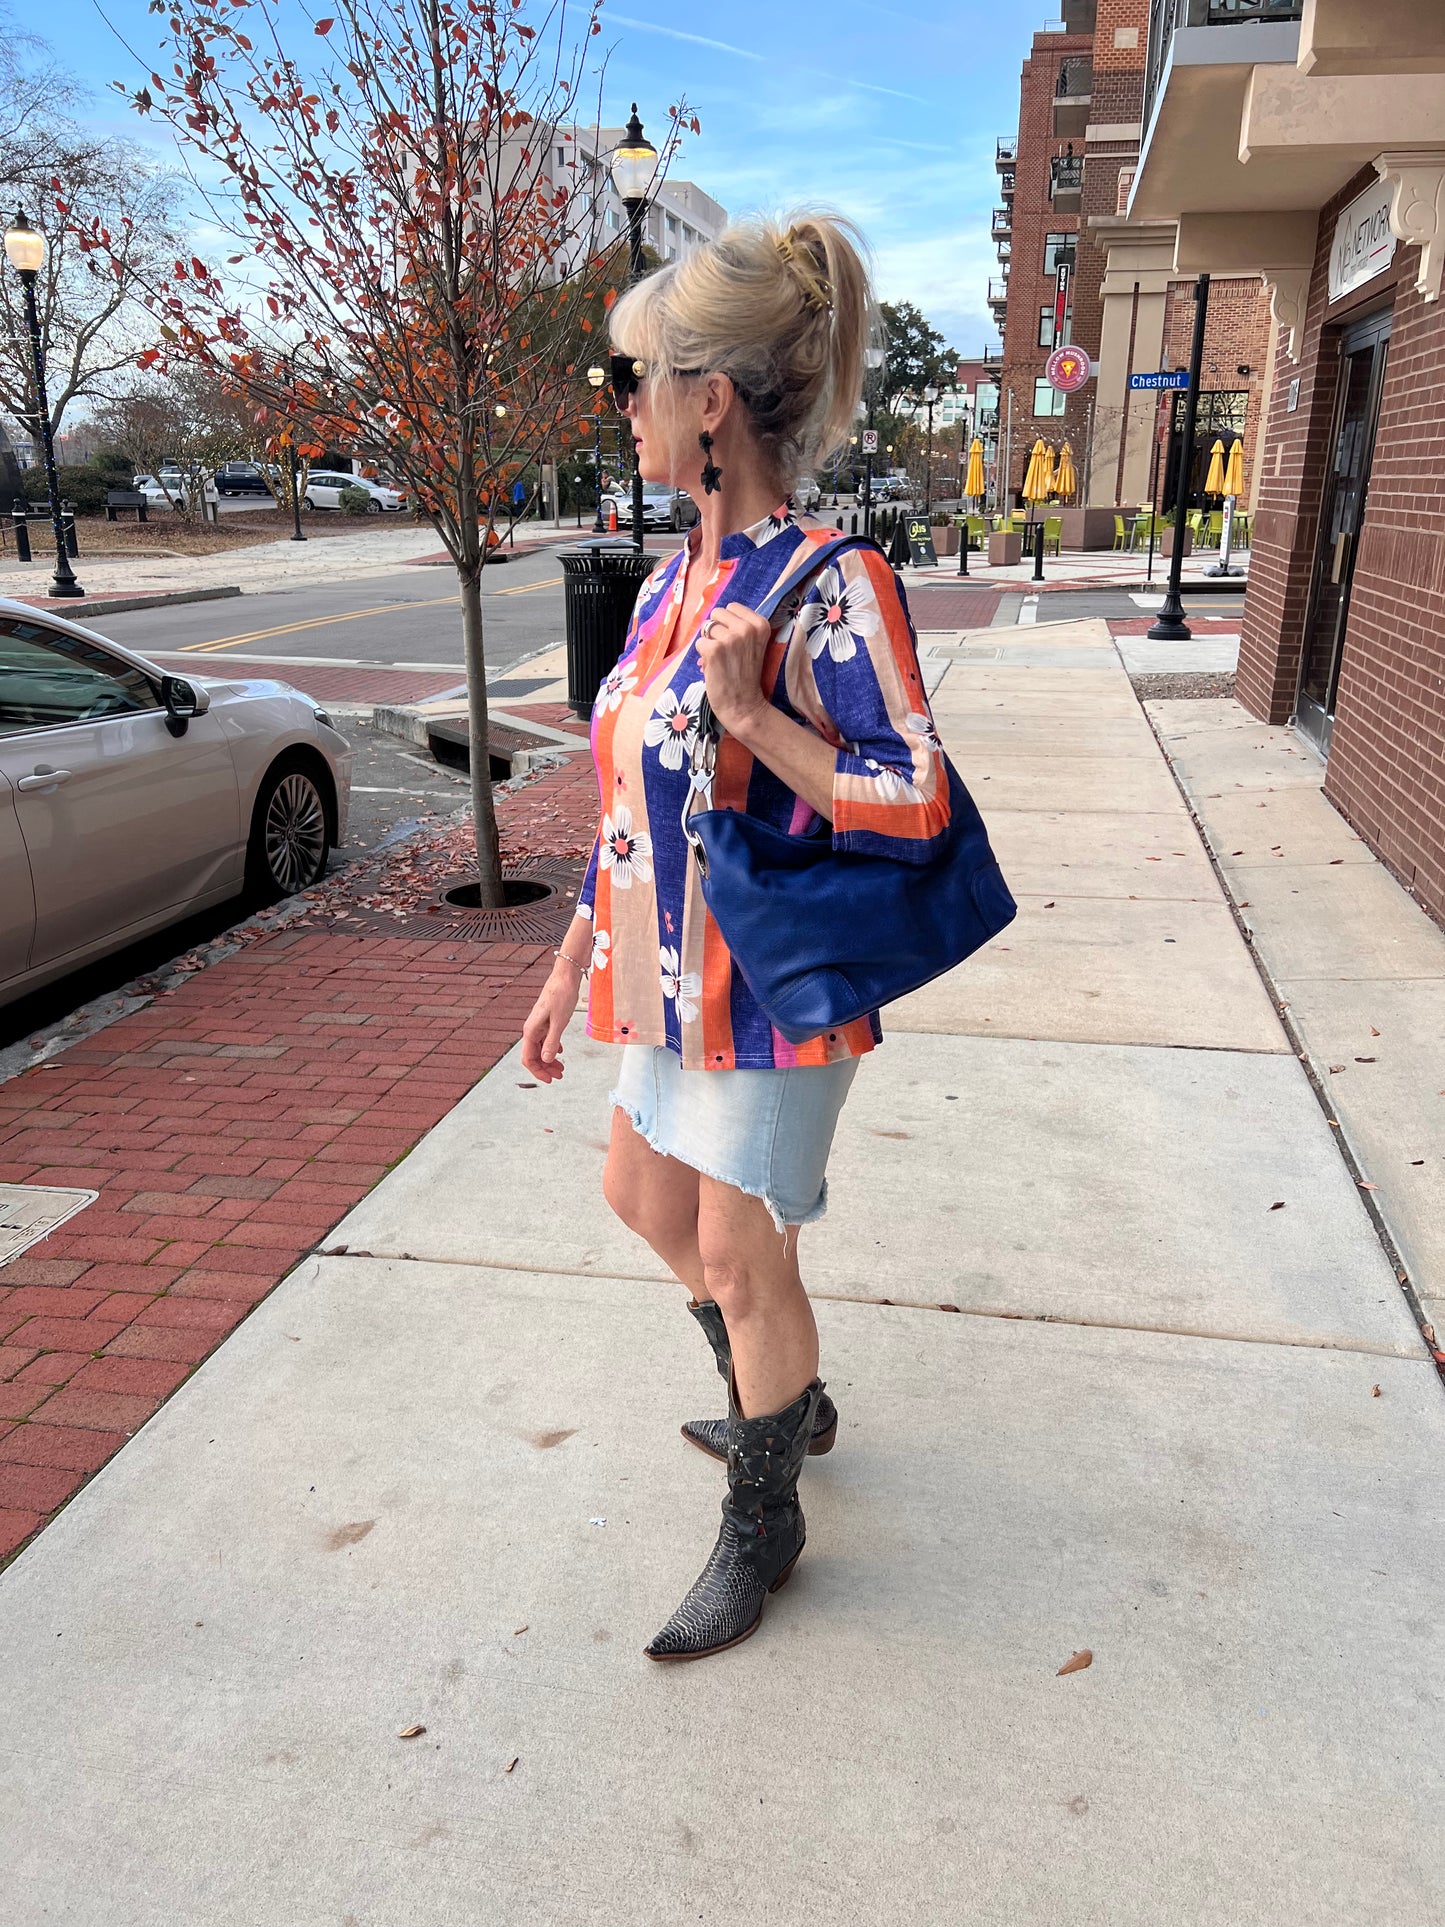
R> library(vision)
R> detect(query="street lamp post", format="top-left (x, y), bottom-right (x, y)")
top-left (1148, 272), bottom-right (1211, 641)
top-left (610, 105), bottom-right (657, 553)
top-left (587, 364), bottom-right (606, 532)
top-left (4, 210), bottom-right (82, 597)
top-left (922, 384), bottom-right (939, 517)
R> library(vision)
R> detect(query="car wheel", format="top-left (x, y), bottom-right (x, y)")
top-left (303, 494), bottom-right (317, 511)
top-left (367, 499), bottom-right (383, 513)
top-left (246, 757), bottom-right (332, 902)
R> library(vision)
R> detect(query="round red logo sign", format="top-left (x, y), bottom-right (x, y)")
top-left (1046, 345), bottom-right (1092, 393)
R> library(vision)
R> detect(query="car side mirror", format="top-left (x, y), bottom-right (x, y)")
top-left (160, 675), bottom-right (209, 736)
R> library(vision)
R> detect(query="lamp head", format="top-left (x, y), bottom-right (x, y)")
top-left (610, 105), bottom-right (658, 205)
top-left (587, 365), bottom-right (605, 390)
top-left (4, 210), bottom-right (44, 277)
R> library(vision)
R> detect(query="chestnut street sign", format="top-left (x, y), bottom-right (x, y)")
top-left (1129, 370), bottom-right (1190, 391)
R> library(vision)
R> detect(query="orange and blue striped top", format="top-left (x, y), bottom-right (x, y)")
top-left (578, 504), bottom-right (950, 1069)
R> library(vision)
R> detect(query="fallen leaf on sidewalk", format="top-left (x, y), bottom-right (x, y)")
top-left (1369, 1026), bottom-right (1380, 1037)
top-left (1057, 1650), bottom-right (1092, 1677)
top-left (513, 1625), bottom-right (529, 1636)
top-left (398, 1724), bottom-right (426, 1739)
top-left (505, 1757), bottom-right (520, 1773)
top-left (1354, 1057), bottom-right (1376, 1064)
top-left (1372, 1386), bottom-right (1381, 1398)
top-left (1269, 1201), bottom-right (1285, 1210)
top-left (1328, 1065), bottom-right (1345, 1074)
top-left (1358, 1181), bottom-right (1378, 1191)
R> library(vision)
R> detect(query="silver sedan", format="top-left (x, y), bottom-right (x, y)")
top-left (1, 602), bottom-right (352, 1009)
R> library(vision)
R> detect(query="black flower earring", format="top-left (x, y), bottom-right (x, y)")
top-left (698, 431), bottom-right (722, 495)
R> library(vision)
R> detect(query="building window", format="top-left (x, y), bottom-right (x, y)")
top-left (1043, 232), bottom-right (1075, 276)
top-left (1033, 378), bottom-right (1067, 418)
top-left (1038, 307), bottom-right (1056, 349)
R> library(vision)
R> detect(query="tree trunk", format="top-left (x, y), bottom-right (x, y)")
top-left (458, 557), bottom-right (506, 909)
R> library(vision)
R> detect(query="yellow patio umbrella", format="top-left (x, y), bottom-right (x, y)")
top-left (1055, 439), bottom-right (1077, 500)
top-left (1203, 437), bottom-right (1227, 496)
top-left (1021, 437), bottom-right (1050, 505)
top-left (964, 436), bottom-right (986, 501)
top-left (1040, 443), bottom-right (1057, 497)
top-left (1223, 436), bottom-right (1245, 497)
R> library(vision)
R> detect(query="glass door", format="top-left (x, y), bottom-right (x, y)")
top-left (1295, 312), bottom-right (1391, 754)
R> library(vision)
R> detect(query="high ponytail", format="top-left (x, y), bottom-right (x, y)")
top-left (608, 209), bottom-right (876, 478)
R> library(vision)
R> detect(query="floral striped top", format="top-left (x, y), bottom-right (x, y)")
top-left (577, 504), bottom-right (950, 1070)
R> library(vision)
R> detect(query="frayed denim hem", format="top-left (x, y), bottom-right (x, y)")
top-left (608, 1090), bottom-right (827, 1235)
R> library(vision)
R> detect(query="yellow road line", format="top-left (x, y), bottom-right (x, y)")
top-left (180, 595), bottom-right (458, 654)
top-left (491, 575), bottom-right (563, 596)
top-left (178, 575), bottom-right (562, 652)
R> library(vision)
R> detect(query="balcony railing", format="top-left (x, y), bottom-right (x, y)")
top-left (999, 169), bottom-right (1015, 200)
top-left (991, 207), bottom-right (1012, 240)
top-left (1143, 0), bottom-right (1303, 140)
top-left (988, 279), bottom-right (1009, 306)
top-left (996, 137), bottom-right (1017, 168)
top-left (1050, 153), bottom-right (1084, 200)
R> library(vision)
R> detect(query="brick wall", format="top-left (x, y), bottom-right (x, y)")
top-left (1157, 273), bottom-right (1272, 504)
top-left (998, 29), bottom-right (1092, 497)
top-left (1237, 165), bottom-right (1445, 924)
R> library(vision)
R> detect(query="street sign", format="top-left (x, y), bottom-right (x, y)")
top-left (1046, 344), bottom-right (1091, 393)
top-left (905, 515), bottom-right (937, 567)
top-left (862, 429), bottom-right (879, 454)
top-left (1052, 261), bottom-right (1071, 348)
top-left (1129, 371), bottom-right (1190, 391)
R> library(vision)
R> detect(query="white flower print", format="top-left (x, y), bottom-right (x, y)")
top-left (591, 927), bottom-right (611, 971)
top-left (577, 899), bottom-right (594, 922)
top-left (906, 710), bottom-right (944, 755)
top-left (762, 499), bottom-right (799, 539)
top-left (598, 807), bottom-right (653, 888)
top-left (865, 757), bottom-right (923, 803)
top-left (642, 678), bottom-right (706, 771)
top-left (659, 945), bottom-right (702, 1024)
top-left (596, 661), bottom-right (637, 713)
top-left (796, 564), bottom-right (880, 663)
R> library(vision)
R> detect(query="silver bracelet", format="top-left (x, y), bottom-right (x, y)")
top-left (554, 946), bottom-right (590, 976)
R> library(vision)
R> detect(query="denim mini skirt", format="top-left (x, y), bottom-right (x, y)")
top-left (611, 1045), bottom-right (860, 1231)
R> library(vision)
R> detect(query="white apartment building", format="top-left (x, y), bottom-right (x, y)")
top-left (545, 123), bottom-right (728, 276)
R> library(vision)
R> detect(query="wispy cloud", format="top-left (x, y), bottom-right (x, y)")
top-left (606, 15), bottom-right (765, 63)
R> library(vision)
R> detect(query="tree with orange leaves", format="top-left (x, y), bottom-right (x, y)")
top-left (87, 0), bottom-right (694, 905)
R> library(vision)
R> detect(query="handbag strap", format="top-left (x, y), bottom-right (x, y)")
top-left (694, 531), bottom-right (889, 746)
top-left (684, 531), bottom-right (890, 862)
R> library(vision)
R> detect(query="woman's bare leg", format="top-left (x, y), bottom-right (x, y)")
top-left (696, 1176), bottom-right (817, 1418)
top-left (602, 1106), bottom-right (708, 1299)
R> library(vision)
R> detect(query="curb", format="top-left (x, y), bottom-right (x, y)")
top-left (11, 586), bottom-right (244, 619)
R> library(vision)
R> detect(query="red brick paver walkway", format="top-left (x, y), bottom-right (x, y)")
top-left (0, 763), bottom-right (598, 1568)
top-left (148, 655), bottom-right (465, 707)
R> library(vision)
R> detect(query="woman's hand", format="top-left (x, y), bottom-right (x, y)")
top-left (521, 959), bottom-right (584, 1083)
top-left (696, 601), bottom-right (772, 734)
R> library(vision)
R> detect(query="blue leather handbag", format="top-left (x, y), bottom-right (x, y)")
top-left (682, 535), bottom-right (1017, 1046)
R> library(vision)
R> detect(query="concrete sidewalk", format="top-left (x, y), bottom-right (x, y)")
top-left (1, 620), bottom-right (1441, 1925)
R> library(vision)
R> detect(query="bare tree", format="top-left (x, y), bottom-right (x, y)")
top-left (93, 368), bottom-right (252, 519)
top-left (96, 0), bottom-right (693, 906)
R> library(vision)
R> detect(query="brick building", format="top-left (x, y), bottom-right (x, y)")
top-left (993, 4), bottom-right (1094, 502)
top-left (992, 0), bottom-right (1273, 518)
top-left (1128, 0), bottom-right (1445, 922)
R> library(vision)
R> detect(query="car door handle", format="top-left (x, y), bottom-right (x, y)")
top-left (17, 767), bottom-right (71, 791)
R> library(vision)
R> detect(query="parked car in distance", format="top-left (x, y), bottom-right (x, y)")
top-left (134, 472), bottom-right (219, 508)
top-left (599, 482), bottom-right (699, 531)
top-left (793, 476), bottom-right (822, 511)
top-left (302, 470), bottom-right (409, 512)
top-left (214, 462), bottom-right (272, 497)
top-left (0, 603), bottom-right (352, 1009)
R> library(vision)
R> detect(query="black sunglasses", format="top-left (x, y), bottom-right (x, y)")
top-left (609, 352), bottom-right (704, 406)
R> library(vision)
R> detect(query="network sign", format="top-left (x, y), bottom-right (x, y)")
top-left (1129, 371), bottom-right (1190, 391)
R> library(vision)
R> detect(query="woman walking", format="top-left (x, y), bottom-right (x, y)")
top-left (520, 212), bottom-right (951, 1662)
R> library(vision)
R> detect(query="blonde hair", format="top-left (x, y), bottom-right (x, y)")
top-left (609, 211), bottom-right (874, 478)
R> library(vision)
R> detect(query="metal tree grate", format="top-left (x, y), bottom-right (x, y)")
top-left (0, 1184), bottom-right (97, 1267)
top-left (332, 856), bottom-right (588, 944)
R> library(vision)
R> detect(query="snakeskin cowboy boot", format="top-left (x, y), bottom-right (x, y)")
top-left (680, 1298), bottom-right (838, 1462)
top-left (645, 1373), bottom-right (822, 1662)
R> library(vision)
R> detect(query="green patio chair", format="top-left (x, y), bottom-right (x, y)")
top-left (1043, 515), bottom-right (1062, 556)
top-left (1113, 513), bottom-right (1128, 551)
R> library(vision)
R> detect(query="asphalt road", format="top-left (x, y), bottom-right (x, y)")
top-left (94, 546), bottom-right (574, 678)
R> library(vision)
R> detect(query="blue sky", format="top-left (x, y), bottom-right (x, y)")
top-left (41, 0), bottom-right (1041, 354)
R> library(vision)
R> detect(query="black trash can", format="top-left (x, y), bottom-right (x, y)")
top-left (562, 539), bottom-right (661, 719)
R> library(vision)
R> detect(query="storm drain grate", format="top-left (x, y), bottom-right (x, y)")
top-left (0, 1184), bottom-right (98, 1267)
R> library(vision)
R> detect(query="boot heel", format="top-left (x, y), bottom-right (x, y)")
top-left (807, 1414), bottom-right (837, 1456)
top-left (768, 1546), bottom-right (803, 1594)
